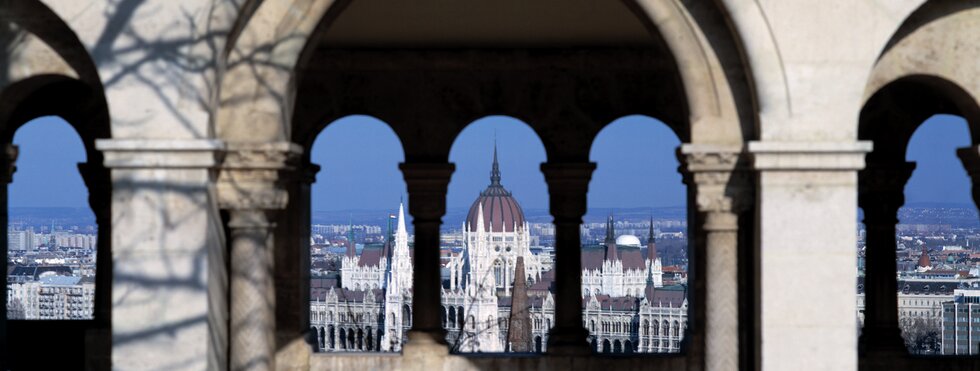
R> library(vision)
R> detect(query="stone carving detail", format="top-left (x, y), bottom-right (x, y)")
top-left (217, 142), bottom-right (302, 211)
top-left (680, 148), bottom-right (751, 215)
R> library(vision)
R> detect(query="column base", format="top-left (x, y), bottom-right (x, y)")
top-left (403, 329), bottom-right (450, 356)
top-left (859, 327), bottom-right (907, 356)
top-left (546, 327), bottom-right (591, 355)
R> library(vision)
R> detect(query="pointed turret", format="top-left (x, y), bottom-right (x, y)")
top-left (604, 214), bottom-right (618, 261)
top-left (476, 201), bottom-right (486, 235)
top-left (397, 201), bottom-right (408, 237)
top-left (506, 256), bottom-right (532, 352)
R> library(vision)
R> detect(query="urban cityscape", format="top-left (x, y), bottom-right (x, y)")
top-left (6, 207), bottom-right (97, 320)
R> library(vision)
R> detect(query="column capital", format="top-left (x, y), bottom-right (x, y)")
top-left (1, 143), bottom-right (17, 184)
top-left (748, 141), bottom-right (872, 171)
top-left (957, 145), bottom-right (980, 177)
top-left (217, 142), bottom-right (303, 211)
top-left (281, 163), bottom-right (320, 185)
top-left (540, 162), bottom-right (596, 223)
top-left (858, 161), bottom-right (915, 222)
top-left (96, 139), bottom-right (225, 169)
top-left (678, 145), bottom-right (752, 216)
top-left (399, 162), bottom-right (455, 221)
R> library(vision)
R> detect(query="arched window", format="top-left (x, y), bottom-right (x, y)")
top-left (449, 306), bottom-right (457, 328)
top-left (6, 117), bottom-right (100, 322)
top-left (445, 117), bottom-right (550, 353)
top-left (586, 116), bottom-right (688, 354)
top-left (458, 307), bottom-right (465, 330)
top-left (339, 328), bottom-right (347, 350)
top-left (308, 116), bottom-right (408, 353)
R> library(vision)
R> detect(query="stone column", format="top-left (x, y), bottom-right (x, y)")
top-left (679, 145), bottom-right (750, 371)
top-left (858, 161), bottom-right (914, 354)
top-left (98, 139), bottom-right (226, 371)
top-left (399, 163), bottom-right (454, 353)
top-left (750, 141), bottom-right (872, 371)
top-left (77, 157), bottom-right (112, 369)
top-left (541, 162), bottom-right (595, 355)
top-left (0, 144), bottom-right (15, 371)
top-left (273, 163), bottom-right (319, 367)
top-left (217, 142), bottom-right (302, 371)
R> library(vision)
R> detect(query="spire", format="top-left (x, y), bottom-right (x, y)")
top-left (605, 214), bottom-right (618, 261)
top-left (490, 140), bottom-right (501, 187)
top-left (506, 256), bottom-right (532, 352)
top-left (647, 215), bottom-right (658, 261)
top-left (345, 215), bottom-right (356, 258)
top-left (604, 214), bottom-right (616, 245)
top-left (397, 201), bottom-right (407, 236)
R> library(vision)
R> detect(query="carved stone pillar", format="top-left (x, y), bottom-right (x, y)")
top-left (217, 142), bottom-right (302, 371)
top-left (541, 162), bottom-right (595, 355)
top-left (679, 145), bottom-right (750, 371)
top-left (399, 163), bottom-right (454, 354)
top-left (858, 161), bottom-right (914, 354)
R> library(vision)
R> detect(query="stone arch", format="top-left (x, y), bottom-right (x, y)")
top-left (219, 0), bottom-right (755, 364)
top-left (339, 328), bottom-right (347, 350)
top-left (0, 5), bottom-right (111, 368)
top-left (219, 0), bottom-right (757, 151)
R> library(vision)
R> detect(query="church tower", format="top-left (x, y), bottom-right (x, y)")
top-left (604, 214), bottom-right (619, 261)
top-left (647, 216), bottom-right (664, 288)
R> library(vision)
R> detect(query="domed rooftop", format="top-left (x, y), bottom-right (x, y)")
top-left (615, 234), bottom-right (642, 247)
top-left (918, 246), bottom-right (931, 268)
top-left (466, 145), bottom-right (526, 233)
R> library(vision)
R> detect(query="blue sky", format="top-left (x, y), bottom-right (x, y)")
top-left (8, 114), bottom-right (975, 210)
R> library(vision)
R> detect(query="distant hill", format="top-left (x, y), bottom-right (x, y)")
top-left (8, 207), bottom-right (96, 228)
top-left (313, 205), bottom-right (686, 227)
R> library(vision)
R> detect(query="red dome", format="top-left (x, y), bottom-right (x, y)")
top-left (918, 246), bottom-right (931, 268)
top-left (466, 146), bottom-right (526, 232)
